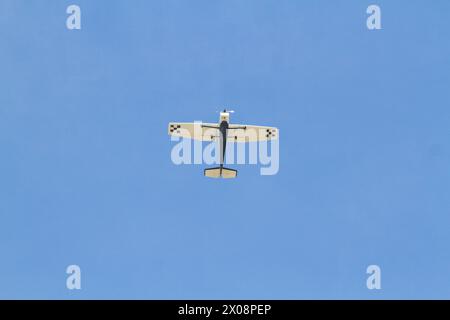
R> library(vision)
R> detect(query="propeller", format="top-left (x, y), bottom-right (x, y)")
top-left (219, 109), bottom-right (235, 113)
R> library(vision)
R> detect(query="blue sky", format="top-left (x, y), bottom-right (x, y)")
top-left (0, 0), bottom-right (450, 299)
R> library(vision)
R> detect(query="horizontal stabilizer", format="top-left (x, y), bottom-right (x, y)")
top-left (204, 167), bottom-right (237, 179)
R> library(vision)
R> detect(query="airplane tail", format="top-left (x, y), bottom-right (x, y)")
top-left (204, 167), bottom-right (237, 179)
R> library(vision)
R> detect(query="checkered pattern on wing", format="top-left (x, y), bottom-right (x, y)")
top-left (265, 128), bottom-right (277, 138)
top-left (170, 124), bottom-right (181, 134)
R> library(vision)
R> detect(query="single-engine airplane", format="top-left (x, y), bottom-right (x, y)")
top-left (168, 110), bottom-right (278, 178)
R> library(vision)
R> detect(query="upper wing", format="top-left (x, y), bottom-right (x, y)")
top-left (227, 125), bottom-right (278, 142)
top-left (168, 122), bottom-right (219, 141)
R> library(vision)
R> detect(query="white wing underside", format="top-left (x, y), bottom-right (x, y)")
top-left (168, 123), bottom-right (278, 142)
top-left (227, 125), bottom-right (278, 142)
top-left (168, 123), bottom-right (219, 141)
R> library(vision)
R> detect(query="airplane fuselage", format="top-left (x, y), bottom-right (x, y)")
top-left (219, 120), bottom-right (229, 168)
top-left (198, 110), bottom-right (245, 176)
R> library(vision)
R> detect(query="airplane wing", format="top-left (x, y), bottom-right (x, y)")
top-left (168, 122), bottom-right (219, 141)
top-left (227, 125), bottom-right (278, 142)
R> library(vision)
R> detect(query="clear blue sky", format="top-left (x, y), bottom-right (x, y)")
top-left (1, 0), bottom-right (450, 299)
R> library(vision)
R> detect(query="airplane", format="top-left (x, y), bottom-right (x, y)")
top-left (168, 110), bottom-right (278, 178)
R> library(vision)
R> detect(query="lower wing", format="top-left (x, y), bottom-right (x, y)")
top-left (227, 125), bottom-right (278, 142)
top-left (168, 122), bottom-right (219, 141)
